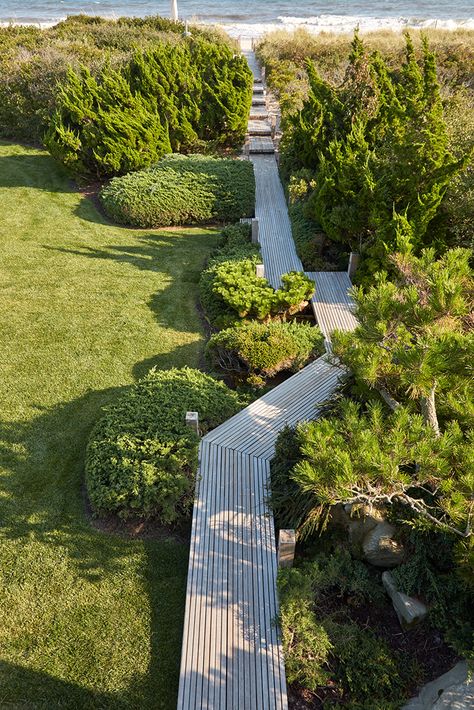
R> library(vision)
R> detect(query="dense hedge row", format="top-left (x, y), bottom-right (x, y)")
top-left (100, 155), bottom-right (255, 227)
top-left (86, 368), bottom-right (243, 522)
top-left (0, 15), bottom-right (237, 143)
top-left (45, 36), bottom-right (252, 178)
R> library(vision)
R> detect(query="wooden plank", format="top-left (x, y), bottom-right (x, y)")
top-left (178, 50), bottom-right (360, 710)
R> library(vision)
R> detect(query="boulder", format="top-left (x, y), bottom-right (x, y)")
top-left (402, 661), bottom-right (472, 710)
top-left (362, 520), bottom-right (405, 567)
top-left (382, 571), bottom-right (428, 630)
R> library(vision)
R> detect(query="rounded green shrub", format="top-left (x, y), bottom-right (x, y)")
top-left (199, 223), bottom-right (260, 329)
top-left (100, 154), bottom-right (255, 227)
top-left (206, 320), bottom-right (324, 381)
top-left (85, 367), bottom-right (243, 522)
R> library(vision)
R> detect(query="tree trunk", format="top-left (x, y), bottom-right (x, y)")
top-left (377, 386), bottom-right (400, 412)
top-left (420, 386), bottom-right (440, 437)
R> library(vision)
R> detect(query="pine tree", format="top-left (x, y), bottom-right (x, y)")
top-left (332, 246), bottom-right (474, 434)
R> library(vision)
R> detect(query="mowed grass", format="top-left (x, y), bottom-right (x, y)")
top-left (0, 141), bottom-right (220, 708)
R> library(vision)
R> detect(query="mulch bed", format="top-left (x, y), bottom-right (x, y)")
top-left (288, 591), bottom-right (459, 709)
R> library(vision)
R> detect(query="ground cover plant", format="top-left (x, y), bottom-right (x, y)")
top-left (257, 29), bottom-right (474, 276)
top-left (0, 140), bottom-right (222, 707)
top-left (278, 546), bottom-right (459, 709)
top-left (86, 368), bottom-right (243, 521)
top-left (100, 155), bottom-right (255, 227)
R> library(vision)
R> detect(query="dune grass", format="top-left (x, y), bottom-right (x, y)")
top-left (0, 141), bottom-right (220, 708)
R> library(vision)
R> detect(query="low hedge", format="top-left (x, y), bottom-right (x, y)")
top-left (100, 154), bottom-right (256, 227)
top-left (85, 367), bottom-right (243, 522)
top-left (206, 320), bottom-right (324, 385)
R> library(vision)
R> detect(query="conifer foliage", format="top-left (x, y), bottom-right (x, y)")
top-left (281, 32), bottom-right (471, 276)
top-left (46, 37), bottom-right (253, 178)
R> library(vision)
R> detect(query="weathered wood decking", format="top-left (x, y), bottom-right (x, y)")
top-left (177, 50), bottom-right (356, 709)
top-left (307, 271), bottom-right (358, 348)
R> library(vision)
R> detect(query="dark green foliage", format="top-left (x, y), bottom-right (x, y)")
top-left (270, 425), bottom-right (315, 531)
top-left (326, 622), bottom-right (405, 707)
top-left (278, 399), bottom-right (473, 540)
top-left (45, 65), bottom-right (172, 178)
top-left (206, 320), bottom-right (324, 384)
top-left (278, 566), bottom-right (332, 689)
top-left (100, 155), bottom-right (255, 227)
top-left (44, 35), bottom-right (252, 178)
top-left (85, 367), bottom-right (243, 522)
top-left (0, 15), bottom-right (239, 142)
top-left (279, 549), bottom-right (407, 705)
top-left (333, 248), bottom-right (474, 432)
top-left (278, 32), bottom-right (471, 276)
top-left (392, 530), bottom-right (474, 658)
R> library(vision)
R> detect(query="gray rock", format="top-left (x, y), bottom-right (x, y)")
top-left (382, 571), bottom-right (428, 630)
top-left (362, 520), bottom-right (405, 567)
top-left (402, 662), bottom-right (472, 710)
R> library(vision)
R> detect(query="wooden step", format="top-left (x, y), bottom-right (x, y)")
top-left (252, 97), bottom-right (266, 106)
top-left (249, 136), bottom-right (275, 154)
top-left (248, 119), bottom-right (272, 136)
top-left (249, 108), bottom-right (269, 120)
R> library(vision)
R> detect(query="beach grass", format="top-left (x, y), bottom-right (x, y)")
top-left (0, 140), bottom-right (220, 708)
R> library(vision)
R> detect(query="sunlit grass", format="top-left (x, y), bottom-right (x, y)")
top-left (0, 141), bottom-right (220, 707)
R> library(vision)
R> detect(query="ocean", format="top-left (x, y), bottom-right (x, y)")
top-left (0, 0), bottom-right (473, 36)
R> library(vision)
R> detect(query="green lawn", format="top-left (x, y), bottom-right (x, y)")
top-left (0, 141), bottom-right (220, 708)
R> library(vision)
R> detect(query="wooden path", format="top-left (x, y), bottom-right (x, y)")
top-left (307, 271), bottom-right (358, 349)
top-left (177, 50), bottom-right (356, 709)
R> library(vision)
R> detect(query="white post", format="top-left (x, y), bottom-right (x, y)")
top-left (171, 0), bottom-right (178, 21)
top-left (278, 530), bottom-right (296, 568)
top-left (251, 218), bottom-right (259, 244)
top-left (256, 263), bottom-right (265, 279)
top-left (185, 411), bottom-right (199, 436)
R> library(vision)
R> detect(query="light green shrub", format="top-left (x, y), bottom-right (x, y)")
top-left (85, 367), bottom-right (243, 522)
top-left (100, 155), bottom-right (255, 226)
top-left (212, 266), bottom-right (314, 321)
top-left (206, 320), bottom-right (324, 382)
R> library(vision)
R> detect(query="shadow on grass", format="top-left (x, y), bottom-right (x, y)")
top-left (0, 351), bottom-right (194, 707)
top-left (42, 230), bottom-right (217, 336)
top-left (0, 145), bottom-right (73, 193)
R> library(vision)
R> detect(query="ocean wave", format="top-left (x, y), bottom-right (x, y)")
top-left (2, 13), bottom-right (474, 36)
top-left (278, 14), bottom-right (474, 32)
top-left (218, 14), bottom-right (474, 38)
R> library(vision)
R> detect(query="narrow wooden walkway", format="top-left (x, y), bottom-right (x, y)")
top-left (307, 271), bottom-right (358, 349)
top-left (178, 49), bottom-right (356, 709)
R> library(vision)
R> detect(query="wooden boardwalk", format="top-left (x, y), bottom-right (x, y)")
top-left (307, 271), bottom-right (358, 349)
top-left (177, 50), bottom-right (356, 709)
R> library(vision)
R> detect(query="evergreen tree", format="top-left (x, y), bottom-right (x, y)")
top-left (289, 400), bottom-right (473, 540)
top-left (332, 247), bottom-right (474, 434)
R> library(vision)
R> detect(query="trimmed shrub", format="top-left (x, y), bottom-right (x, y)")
top-left (206, 320), bottom-right (324, 383)
top-left (100, 155), bottom-right (255, 226)
top-left (199, 223), bottom-right (261, 329)
top-left (85, 367), bottom-right (243, 522)
top-left (212, 266), bottom-right (315, 321)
